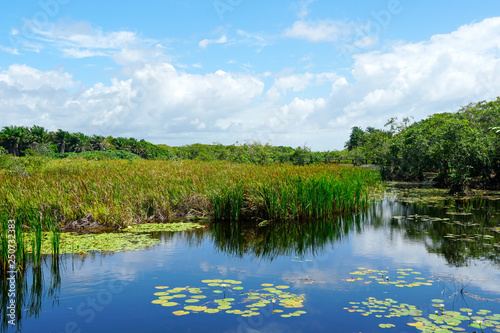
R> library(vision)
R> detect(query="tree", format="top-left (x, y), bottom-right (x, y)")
top-left (29, 125), bottom-right (50, 144)
top-left (90, 135), bottom-right (112, 151)
top-left (384, 116), bottom-right (414, 134)
top-left (344, 126), bottom-right (365, 151)
top-left (71, 132), bottom-right (92, 153)
top-left (0, 125), bottom-right (28, 156)
top-left (52, 129), bottom-right (72, 154)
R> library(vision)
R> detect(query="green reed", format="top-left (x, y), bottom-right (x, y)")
top-left (0, 159), bottom-right (381, 227)
top-left (0, 216), bottom-right (7, 273)
top-left (0, 210), bottom-right (62, 274)
top-left (31, 222), bottom-right (42, 269)
top-left (14, 220), bottom-right (26, 273)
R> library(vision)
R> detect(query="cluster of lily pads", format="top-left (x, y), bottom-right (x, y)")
top-left (386, 185), bottom-right (451, 204)
top-left (345, 267), bottom-right (434, 288)
top-left (343, 267), bottom-right (500, 332)
top-left (392, 213), bottom-right (500, 249)
top-left (151, 279), bottom-right (307, 318)
top-left (24, 222), bottom-right (205, 255)
top-left (344, 297), bottom-right (423, 318)
top-left (345, 296), bottom-right (500, 332)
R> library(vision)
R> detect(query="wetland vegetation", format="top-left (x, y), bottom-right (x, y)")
top-left (0, 158), bottom-right (380, 275)
top-left (1, 98), bottom-right (500, 332)
top-left (1, 183), bottom-right (500, 332)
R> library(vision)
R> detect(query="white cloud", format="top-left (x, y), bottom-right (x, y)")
top-left (0, 62), bottom-right (264, 139)
top-left (3, 18), bottom-right (500, 150)
top-left (0, 46), bottom-right (20, 55)
top-left (14, 20), bottom-right (164, 65)
top-left (35, 21), bottom-right (141, 50)
top-left (284, 20), bottom-right (351, 42)
top-left (352, 35), bottom-right (379, 50)
top-left (329, 16), bottom-right (500, 130)
top-left (199, 35), bottom-right (227, 49)
top-left (266, 72), bottom-right (339, 100)
top-left (0, 64), bottom-right (75, 90)
top-left (296, 0), bottom-right (315, 19)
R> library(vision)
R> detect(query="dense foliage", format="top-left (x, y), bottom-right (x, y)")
top-left (345, 98), bottom-right (500, 192)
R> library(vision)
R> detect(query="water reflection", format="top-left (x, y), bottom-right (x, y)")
top-left (0, 258), bottom-right (61, 333)
top-left (209, 216), bottom-right (361, 260)
top-left (1, 186), bottom-right (499, 331)
top-left (358, 185), bottom-right (500, 268)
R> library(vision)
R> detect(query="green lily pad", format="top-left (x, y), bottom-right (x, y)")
top-left (161, 302), bottom-right (179, 307)
top-left (172, 310), bottom-right (189, 316)
top-left (185, 299), bottom-right (200, 303)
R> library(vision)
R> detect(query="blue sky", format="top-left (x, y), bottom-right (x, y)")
top-left (1, 0), bottom-right (500, 150)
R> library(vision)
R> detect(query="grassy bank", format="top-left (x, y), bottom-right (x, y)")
top-left (0, 159), bottom-right (380, 227)
top-left (0, 159), bottom-right (380, 273)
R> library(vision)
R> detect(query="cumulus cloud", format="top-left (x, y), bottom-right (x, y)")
top-left (266, 72), bottom-right (338, 100)
top-left (0, 62), bottom-right (264, 140)
top-left (0, 64), bottom-right (75, 90)
top-left (3, 18), bottom-right (500, 150)
top-left (328, 16), bottom-right (500, 131)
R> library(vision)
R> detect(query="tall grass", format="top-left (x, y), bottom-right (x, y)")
top-left (0, 159), bottom-right (380, 272)
top-left (0, 159), bottom-right (380, 228)
top-left (0, 210), bottom-right (60, 274)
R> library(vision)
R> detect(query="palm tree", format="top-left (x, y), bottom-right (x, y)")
top-left (71, 132), bottom-right (92, 153)
top-left (29, 125), bottom-right (50, 144)
top-left (0, 125), bottom-right (28, 156)
top-left (112, 137), bottom-right (132, 151)
top-left (52, 129), bottom-right (72, 154)
top-left (90, 135), bottom-right (112, 151)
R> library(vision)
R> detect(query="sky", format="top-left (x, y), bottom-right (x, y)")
top-left (1, 0), bottom-right (500, 150)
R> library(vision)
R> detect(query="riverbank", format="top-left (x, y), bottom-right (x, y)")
top-left (0, 159), bottom-right (381, 231)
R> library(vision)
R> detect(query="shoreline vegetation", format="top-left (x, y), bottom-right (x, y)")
top-left (0, 160), bottom-right (380, 274)
top-left (344, 98), bottom-right (500, 194)
top-left (0, 159), bottom-right (381, 229)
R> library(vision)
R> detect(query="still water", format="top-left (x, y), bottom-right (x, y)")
top-left (2, 185), bottom-right (500, 332)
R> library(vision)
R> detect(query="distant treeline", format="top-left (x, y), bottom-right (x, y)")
top-left (0, 125), bottom-right (345, 165)
top-left (344, 98), bottom-right (500, 193)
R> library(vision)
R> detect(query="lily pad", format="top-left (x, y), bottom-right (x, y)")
top-left (172, 310), bottom-right (189, 316)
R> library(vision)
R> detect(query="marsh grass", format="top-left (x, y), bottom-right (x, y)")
top-left (0, 210), bottom-right (61, 274)
top-left (0, 159), bottom-right (380, 226)
top-left (0, 159), bottom-right (380, 271)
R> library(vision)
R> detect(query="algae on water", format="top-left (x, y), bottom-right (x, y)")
top-left (23, 222), bottom-right (206, 255)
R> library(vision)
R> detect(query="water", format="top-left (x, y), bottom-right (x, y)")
top-left (2, 186), bottom-right (500, 332)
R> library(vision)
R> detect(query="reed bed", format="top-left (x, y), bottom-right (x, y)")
top-left (0, 159), bottom-right (380, 272)
top-left (0, 159), bottom-right (380, 225)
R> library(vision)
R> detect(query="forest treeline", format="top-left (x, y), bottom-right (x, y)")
top-left (1, 97), bottom-right (500, 193)
top-left (0, 125), bottom-right (343, 165)
top-left (344, 98), bottom-right (500, 193)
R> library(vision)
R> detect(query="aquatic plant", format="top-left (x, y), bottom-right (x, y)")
top-left (343, 267), bottom-right (500, 332)
top-left (344, 267), bottom-right (434, 288)
top-left (152, 280), bottom-right (307, 318)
